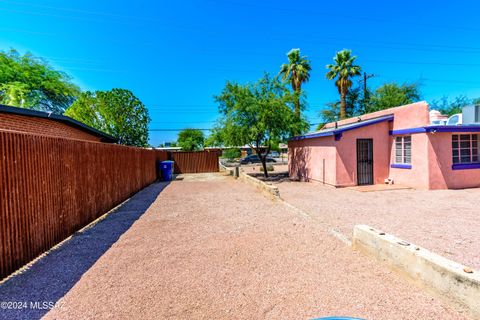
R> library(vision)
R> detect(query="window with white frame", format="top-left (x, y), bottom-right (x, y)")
top-left (395, 136), bottom-right (411, 164)
top-left (452, 134), bottom-right (479, 164)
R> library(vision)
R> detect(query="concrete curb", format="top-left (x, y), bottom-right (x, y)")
top-left (352, 225), bottom-right (480, 318)
top-left (219, 162), bottom-right (231, 174)
top-left (219, 162), bottom-right (240, 178)
top-left (238, 171), bottom-right (280, 200)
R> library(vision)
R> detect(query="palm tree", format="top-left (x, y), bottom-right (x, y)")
top-left (278, 48), bottom-right (311, 118)
top-left (326, 49), bottom-right (361, 120)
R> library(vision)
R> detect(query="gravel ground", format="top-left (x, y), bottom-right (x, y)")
top-left (0, 182), bottom-right (170, 320)
top-left (277, 180), bottom-right (480, 270)
top-left (39, 175), bottom-right (469, 319)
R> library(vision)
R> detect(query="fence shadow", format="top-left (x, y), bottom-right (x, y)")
top-left (0, 181), bottom-right (169, 320)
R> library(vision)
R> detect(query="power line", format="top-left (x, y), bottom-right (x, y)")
top-left (7, 0), bottom-right (479, 34)
top-left (363, 59), bottom-right (480, 67)
top-left (148, 121), bottom-right (323, 132)
top-left (3, 4), bottom-right (480, 56)
top-left (149, 128), bottom-right (213, 131)
top-left (150, 121), bottom-right (216, 124)
top-left (216, 0), bottom-right (480, 33)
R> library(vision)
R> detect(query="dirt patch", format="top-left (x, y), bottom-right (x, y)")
top-left (247, 171), bottom-right (289, 184)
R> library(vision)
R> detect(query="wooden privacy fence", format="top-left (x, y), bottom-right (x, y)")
top-left (169, 150), bottom-right (220, 173)
top-left (0, 130), bottom-right (168, 279)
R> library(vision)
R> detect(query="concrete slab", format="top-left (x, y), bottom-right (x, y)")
top-left (353, 225), bottom-right (480, 318)
top-left (346, 184), bottom-right (412, 192)
top-left (174, 172), bottom-right (230, 182)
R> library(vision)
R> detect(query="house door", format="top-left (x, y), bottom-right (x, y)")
top-left (357, 139), bottom-right (374, 185)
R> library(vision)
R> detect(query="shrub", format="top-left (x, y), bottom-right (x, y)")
top-left (260, 164), bottom-right (274, 172)
top-left (222, 148), bottom-right (241, 160)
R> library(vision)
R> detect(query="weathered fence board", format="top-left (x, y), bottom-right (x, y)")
top-left (169, 150), bottom-right (219, 173)
top-left (0, 130), bottom-right (168, 279)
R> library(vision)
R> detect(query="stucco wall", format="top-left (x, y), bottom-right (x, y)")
top-left (288, 137), bottom-right (337, 185)
top-left (289, 121), bottom-right (391, 187)
top-left (289, 102), bottom-right (480, 189)
top-left (389, 133), bottom-right (430, 189)
top-left (335, 121), bottom-right (391, 187)
top-left (428, 132), bottom-right (480, 189)
top-left (323, 101), bottom-right (430, 131)
top-left (388, 132), bottom-right (480, 189)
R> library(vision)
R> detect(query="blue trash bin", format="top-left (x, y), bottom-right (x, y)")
top-left (160, 160), bottom-right (174, 181)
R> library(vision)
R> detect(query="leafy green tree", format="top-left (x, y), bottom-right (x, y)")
top-left (204, 128), bottom-right (224, 147)
top-left (222, 148), bottom-right (241, 160)
top-left (278, 48), bottom-right (311, 118)
top-left (214, 74), bottom-right (307, 177)
top-left (318, 86), bottom-right (363, 129)
top-left (65, 89), bottom-right (150, 147)
top-left (0, 49), bottom-right (80, 113)
top-left (177, 129), bottom-right (205, 151)
top-left (430, 95), bottom-right (476, 116)
top-left (367, 82), bottom-right (421, 113)
top-left (326, 49), bottom-right (362, 120)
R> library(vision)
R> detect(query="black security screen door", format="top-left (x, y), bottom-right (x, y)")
top-left (357, 139), bottom-right (374, 185)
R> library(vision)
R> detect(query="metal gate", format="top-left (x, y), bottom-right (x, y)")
top-left (356, 139), bottom-right (374, 185)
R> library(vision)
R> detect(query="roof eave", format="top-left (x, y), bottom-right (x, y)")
top-left (0, 104), bottom-right (118, 143)
top-left (390, 125), bottom-right (480, 135)
top-left (291, 114), bottom-right (394, 141)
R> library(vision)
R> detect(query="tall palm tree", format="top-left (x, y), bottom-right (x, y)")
top-left (278, 48), bottom-right (311, 118)
top-left (326, 49), bottom-right (361, 120)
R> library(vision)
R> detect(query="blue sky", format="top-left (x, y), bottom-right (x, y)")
top-left (1, 0), bottom-right (480, 146)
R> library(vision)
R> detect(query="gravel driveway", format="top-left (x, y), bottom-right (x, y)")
top-left (34, 174), bottom-right (469, 319)
top-left (277, 180), bottom-right (480, 270)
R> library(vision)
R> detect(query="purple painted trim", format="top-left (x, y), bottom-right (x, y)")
top-left (339, 115), bottom-right (394, 132)
top-left (428, 125), bottom-right (480, 133)
top-left (389, 127), bottom-right (426, 135)
top-left (390, 125), bottom-right (480, 136)
top-left (452, 163), bottom-right (480, 170)
top-left (291, 114), bottom-right (394, 141)
top-left (390, 163), bottom-right (412, 169)
top-left (290, 131), bottom-right (333, 141)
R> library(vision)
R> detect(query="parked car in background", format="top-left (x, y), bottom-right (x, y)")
top-left (268, 151), bottom-right (280, 158)
top-left (240, 154), bottom-right (276, 164)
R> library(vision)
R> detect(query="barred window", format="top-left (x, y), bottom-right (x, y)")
top-left (395, 136), bottom-right (411, 164)
top-left (452, 134), bottom-right (479, 164)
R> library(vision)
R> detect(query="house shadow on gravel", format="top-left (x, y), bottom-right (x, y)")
top-left (0, 181), bottom-right (170, 320)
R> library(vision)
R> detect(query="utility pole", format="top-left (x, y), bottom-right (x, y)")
top-left (363, 72), bottom-right (375, 110)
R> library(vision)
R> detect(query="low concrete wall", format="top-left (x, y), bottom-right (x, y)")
top-left (353, 225), bottom-right (480, 318)
top-left (238, 171), bottom-right (280, 199)
top-left (219, 162), bottom-right (233, 175)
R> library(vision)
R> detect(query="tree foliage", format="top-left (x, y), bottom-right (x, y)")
top-left (222, 148), bottom-right (241, 160)
top-left (0, 49), bottom-right (80, 113)
top-left (278, 48), bottom-right (311, 118)
top-left (326, 49), bottom-right (361, 120)
top-left (177, 129), bottom-right (205, 151)
top-left (318, 82), bottom-right (421, 129)
top-left (318, 86), bottom-right (363, 129)
top-left (366, 82), bottom-right (421, 113)
top-left (429, 95), bottom-right (480, 116)
top-left (65, 89), bottom-right (150, 147)
top-left (214, 74), bottom-right (308, 177)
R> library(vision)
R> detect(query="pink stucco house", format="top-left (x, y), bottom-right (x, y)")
top-left (289, 102), bottom-right (480, 189)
